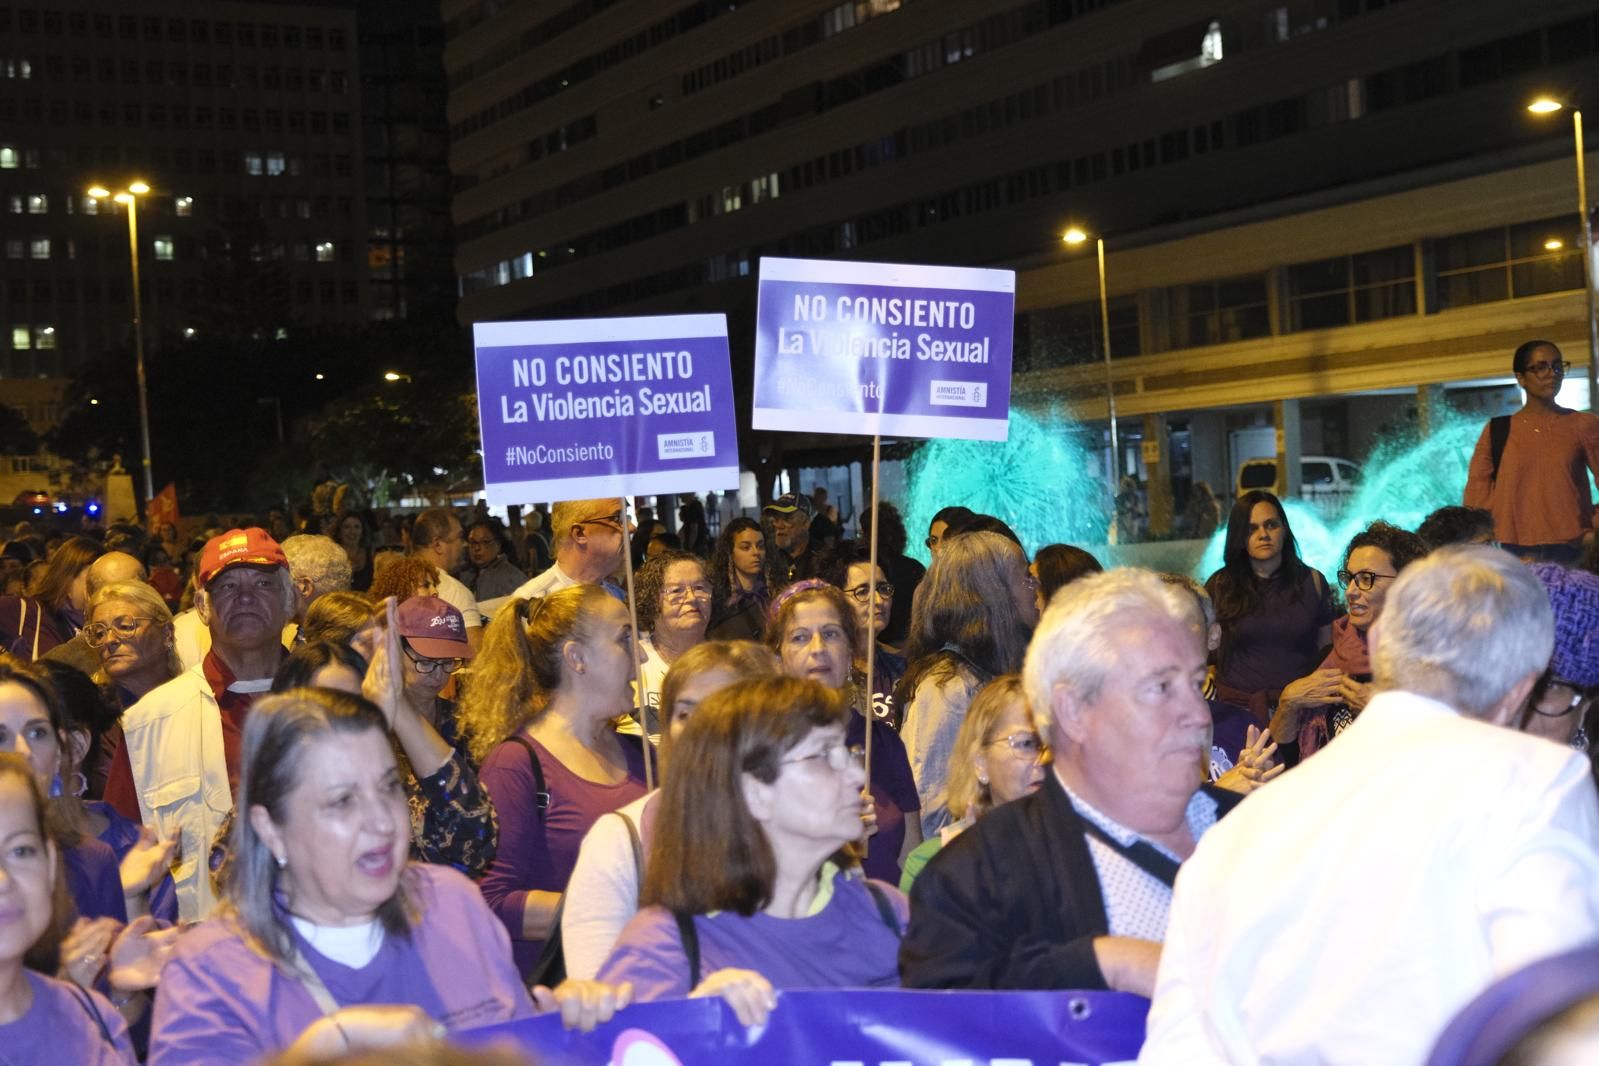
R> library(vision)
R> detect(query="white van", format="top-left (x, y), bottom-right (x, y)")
top-left (1236, 455), bottom-right (1360, 511)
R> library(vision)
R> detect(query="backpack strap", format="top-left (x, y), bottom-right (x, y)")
top-left (673, 911), bottom-right (701, 991)
top-left (862, 880), bottom-right (903, 938)
top-left (507, 735), bottom-right (549, 821)
top-left (615, 809), bottom-right (643, 899)
top-left (1080, 819), bottom-right (1181, 888)
top-left (1489, 414), bottom-right (1512, 484)
top-left (64, 979), bottom-right (116, 1048)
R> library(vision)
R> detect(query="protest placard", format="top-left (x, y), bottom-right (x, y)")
top-left (473, 314), bottom-right (739, 508)
top-left (752, 256), bottom-right (1015, 441)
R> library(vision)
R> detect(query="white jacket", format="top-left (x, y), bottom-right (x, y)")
top-left (121, 665), bottom-right (233, 922)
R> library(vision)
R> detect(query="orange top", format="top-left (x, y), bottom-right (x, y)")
top-left (1464, 407), bottom-right (1599, 545)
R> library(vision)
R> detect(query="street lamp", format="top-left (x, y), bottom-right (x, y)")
top-left (383, 370), bottom-right (411, 383)
top-left (1527, 97), bottom-right (1597, 409)
top-left (87, 180), bottom-right (155, 503)
top-left (1063, 227), bottom-right (1120, 480)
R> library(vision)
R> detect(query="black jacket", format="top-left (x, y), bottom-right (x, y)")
top-left (899, 774), bottom-right (1241, 990)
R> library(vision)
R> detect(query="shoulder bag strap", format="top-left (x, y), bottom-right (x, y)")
top-left (289, 948), bottom-right (343, 1017)
top-left (65, 980), bottom-right (116, 1048)
top-left (673, 911), bottom-right (701, 991)
top-left (507, 735), bottom-right (549, 821)
top-left (862, 880), bottom-right (903, 939)
top-left (1079, 819), bottom-right (1181, 888)
top-left (616, 809), bottom-right (643, 899)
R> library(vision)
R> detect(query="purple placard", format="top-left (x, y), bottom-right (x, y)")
top-left (473, 315), bottom-right (739, 506)
top-left (752, 257), bottom-right (1015, 441)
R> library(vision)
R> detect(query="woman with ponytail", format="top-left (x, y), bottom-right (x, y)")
top-left (461, 586), bottom-right (651, 977)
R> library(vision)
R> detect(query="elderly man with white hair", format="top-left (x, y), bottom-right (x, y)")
top-left (1140, 545), bottom-right (1599, 1065)
top-left (899, 567), bottom-right (1241, 993)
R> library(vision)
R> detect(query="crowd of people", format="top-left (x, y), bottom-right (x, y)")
top-left (4, 338), bottom-right (1599, 1064)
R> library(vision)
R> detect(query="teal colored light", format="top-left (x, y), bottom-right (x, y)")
top-left (900, 407), bottom-right (1111, 562)
top-left (1195, 404), bottom-right (1484, 583)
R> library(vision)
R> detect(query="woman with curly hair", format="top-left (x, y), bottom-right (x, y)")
top-left (706, 517), bottom-right (768, 641)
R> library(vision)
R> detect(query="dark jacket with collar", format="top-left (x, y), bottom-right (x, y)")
top-left (899, 773), bottom-right (1241, 990)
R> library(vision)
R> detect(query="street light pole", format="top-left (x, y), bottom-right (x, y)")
top-left (124, 192), bottom-right (154, 503)
top-left (1573, 109), bottom-right (1598, 409)
top-left (1063, 227), bottom-right (1120, 481)
top-left (88, 181), bottom-right (155, 504)
top-left (1096, 236), bottom-right (1119, 481)
top-left (1529, 99), bottom-right (1598, 410)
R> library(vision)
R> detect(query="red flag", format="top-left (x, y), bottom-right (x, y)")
top-left (145, 483), bottom-right (180, 528)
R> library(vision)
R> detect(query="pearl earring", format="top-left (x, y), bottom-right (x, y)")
top-left (275, 855), bottom-right (287, 870)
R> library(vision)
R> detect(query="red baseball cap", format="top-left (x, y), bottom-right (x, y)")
top-left (198, 528), bottom-right (288, 586)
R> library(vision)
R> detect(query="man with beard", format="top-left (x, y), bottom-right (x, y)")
top-left (102, 528), bottom-right (296, 921)
top-left (765, 492), bottom-right (820, 585)
top-left (900, 568), bottom-right (1240, 995)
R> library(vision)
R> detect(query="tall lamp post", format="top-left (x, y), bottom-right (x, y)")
top-left (1064, 227), bottom-right (1119, 480)
top-left (1528, 98), bottom-right (1597, 410)
top-left (87, 181), bottom-right (155, 504)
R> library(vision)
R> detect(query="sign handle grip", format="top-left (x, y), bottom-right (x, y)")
top-left (861, 434), bottom-right (882, 859)
top-left (619, 496), bottom-right (655, 793)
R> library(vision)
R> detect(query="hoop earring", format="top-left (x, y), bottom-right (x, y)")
top-left (71, 771), bottom-right (88, 798)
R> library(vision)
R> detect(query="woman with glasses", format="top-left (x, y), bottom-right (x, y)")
top-left (562, 640), bottom-right (780, 981)
top-left (82, 581), bottom-right (182, 794)
top-left (1271, 521), bottom-right (1426, 761)
top-left (768, 582), bottom-right (922, 882)
top-left (1523, 564), bottom-right (1599, 755)
top-left (1205, 491), bottom-right (1336, 728)
top-left (823, 543), bottom-right (905, 726)
top-left (898, 531), bottom-right (1038, 837)
top-left (633, 551), bottom-right (713, 738)
top-left (898, 675), bottom-right (1046, 892)
top-left (707, 517), bottom-right (769, 642)
top-left (596, 677), bottom-right (905, 1022)
top-left (1464, 339), bottom-right (1599, 565)
top-left (270, 598), bottom-right (498, 879)
top-left (463, 520), bottom-right (528, 602)
top-left (461, 585), bottom-right (650, 978)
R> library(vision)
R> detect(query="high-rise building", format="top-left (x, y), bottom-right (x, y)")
top-left (0, 0), bottom-right (455, 380)
top-left (445, 0), bottom-right (1599, 523)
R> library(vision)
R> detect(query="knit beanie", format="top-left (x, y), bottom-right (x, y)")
top-left (1532, 563), bottom-right (1599, 688)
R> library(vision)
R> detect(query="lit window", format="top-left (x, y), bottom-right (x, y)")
top-left (29, 238), bottom-right (49, 259)
top-left (34, 326), bottom-right (55, 350)
top-left (153, 236), bottom-right (174, 260)
top-left (266, 152), bottom-right (286, 176)
top-left (82, 196), bottom-right (98, 215)
top-left (0, 146), bottom-right (17, 169)
top-left (26, 194), bottom-right (46, 214)
top-left (245, 153), bottom-right (263, 175)
top-left (315, 241), bottom-right (334, 262)
top-left (175, 195), bottom-right (193, 217)
top-left (11, 326), bottom-right (29, 350)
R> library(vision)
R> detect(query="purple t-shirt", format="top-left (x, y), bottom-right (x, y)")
top-left (478, 732), bottom-right (649, 974)
top-left (1210, 567), bottom-right (1335, 696)
top-left (64, 836), bottom-right (128, 924)
top-left (596, 870), bottom-right (908, 999)
top-left (150, 864), bottom-right (533, 1064)
top-left (2, 971), bottom-right (134, 1065)
top-left (846, 710), bottom-right (921, 883)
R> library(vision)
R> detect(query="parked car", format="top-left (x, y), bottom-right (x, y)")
top-left (11, 489), bottom-right (52, 514)
top-left (1236, 456), bottom-right (1360, 511)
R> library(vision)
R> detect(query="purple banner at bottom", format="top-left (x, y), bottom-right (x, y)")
top-left (459, 988), bottom-right (1149, 1066)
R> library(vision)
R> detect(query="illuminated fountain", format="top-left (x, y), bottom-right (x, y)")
top-left (899, 407), bottom-right (1111, 561)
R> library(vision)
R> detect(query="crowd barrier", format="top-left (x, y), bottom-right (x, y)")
top-left (459, 988), bottom-right (1150, 1065)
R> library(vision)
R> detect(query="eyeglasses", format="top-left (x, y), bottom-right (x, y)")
top-left (84, 618), bottom-right (158, 647)
top-left (402, 644), bottom-right (464, 675)
top-left (1337, 569), bottom-right (1398, 591)
top-left (844, 582), bottom-right (894, 603)
top-left (579, 511), bottom-right (625, 530)
top-left (986, 731), bottom-right (1049, 762)
top-left (662, 582), bottom-right (713, 603)
top-left (782, 742), bottom-right (865, 773)
top-left (466, 537), bottom-right (497, 548)
top-left (1522, 360), bottom-right (1570, 378)
top-left (1531, 672), bottom-right (1598, 719)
